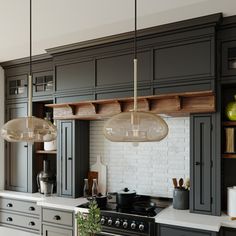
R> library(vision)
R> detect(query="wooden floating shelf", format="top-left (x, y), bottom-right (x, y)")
top-left (223, 121), bottom-right (236, 127)
top-left (46, 90), bottom-right (215, 120)
top-left (223, 154), bottom-right (236, 159)
top-left (35, 150), bottom-right (57, 155)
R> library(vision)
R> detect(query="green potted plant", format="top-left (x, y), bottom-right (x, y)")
top-left (77, 200), bottom-right (101, 236)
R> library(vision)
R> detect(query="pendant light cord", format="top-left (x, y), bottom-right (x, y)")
top-left (28, 0), bottom-right (33, 117)
top-left (133, 0), bottom-right (138, 112)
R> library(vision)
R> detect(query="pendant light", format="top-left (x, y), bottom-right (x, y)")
top-left (1, 0), bottom-right (57, 143)
top-left (103, 0), bottom-right (168, 142)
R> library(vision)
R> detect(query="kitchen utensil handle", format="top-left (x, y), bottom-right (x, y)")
top-left (172, 178), bottom-right (178, 188)
top-left (179, 178), bottom-right (184, 188)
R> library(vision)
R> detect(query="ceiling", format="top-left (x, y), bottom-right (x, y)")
top-left (0, 0), bottom-right (236, 62)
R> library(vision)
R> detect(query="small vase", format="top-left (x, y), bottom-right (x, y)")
top-left (226, 95), bottom-right (236, 121)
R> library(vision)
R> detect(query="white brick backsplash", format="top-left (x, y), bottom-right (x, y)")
top-left (90, 117), bottom-right (190, 198)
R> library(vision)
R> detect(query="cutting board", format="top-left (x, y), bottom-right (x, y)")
top-left (90, 155), bottom-right (107, 195)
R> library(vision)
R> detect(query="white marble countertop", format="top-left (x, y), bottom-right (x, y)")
top-left (0, 190), bottom-right (88, 211)
top-left (2, 190), bottom-right (236, 232)
top-left (155, 206), bottom-right (236, 232)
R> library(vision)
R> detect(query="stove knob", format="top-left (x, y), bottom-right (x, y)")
top-left (100, 217), bottom-right (105, 225)
top-left (139, 224), bottom-right (145, 231)
top-left (123, 221), bottom-right (128, 229)
top-left (115, 220), bottom-right (120, 227)
top-left (108, 219), bottom-right (113, 226)
top-left (131, 222), bottom-right (136, 230)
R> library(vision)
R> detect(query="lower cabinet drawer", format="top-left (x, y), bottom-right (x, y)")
top-left (158, 224), bottom-right (216, 236)
top-left (0, 211), bottom-right (40, 231)
top-left (43, 225), bottom-right (73, 236)
top-left (0, 198), bottom-right (40, 215)
top-left (42, 208), bottom-right (73, 227)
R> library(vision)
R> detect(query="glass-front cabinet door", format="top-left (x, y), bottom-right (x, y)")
top-left (33, 71), bottom-right (53, 97)
top-left (6, 74), bottom-right (28, 100)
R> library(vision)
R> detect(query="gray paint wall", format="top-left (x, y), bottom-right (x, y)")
top-left (0, 67), bottom-right (4, 190)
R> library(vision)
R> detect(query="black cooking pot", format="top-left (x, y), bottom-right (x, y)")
top-left (94, 193), bottom-right (107, 208)
top-left (116, 188), bottom-right (136, 208)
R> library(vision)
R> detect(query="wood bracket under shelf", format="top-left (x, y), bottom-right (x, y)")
top-left (46, 90), bottom-right (215, 120)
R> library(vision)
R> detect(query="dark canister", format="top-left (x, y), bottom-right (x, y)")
top-left (173, 188), bottom-right (189, 210)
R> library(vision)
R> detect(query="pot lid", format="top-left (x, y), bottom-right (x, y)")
top-left (118, 188), bottom-right (136, 195)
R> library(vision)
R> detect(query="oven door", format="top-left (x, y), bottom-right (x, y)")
top-left (96, 228), bottom-right (144, 236)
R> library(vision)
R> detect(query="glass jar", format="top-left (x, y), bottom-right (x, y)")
top-left (83, 179), bottom-right (89, 197)
top-left (92, 179), bottom-right (98, 196)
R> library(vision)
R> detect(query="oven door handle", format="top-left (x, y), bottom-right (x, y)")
top-left (97, 232), bottom-right (123, 236)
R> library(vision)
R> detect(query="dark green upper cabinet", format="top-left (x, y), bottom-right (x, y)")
top-left (154, 38), bottom-right (215, 94)
top-left (221, 41), bottom-right (236, 77)
top-left (96, 50), bottom-right (151, 87)
top-left (32, 70), bottom-right (53, 97)
top-left (6, 74), bottom-right (28, 100)
top-left (55, 60), bottom-right (95, 93)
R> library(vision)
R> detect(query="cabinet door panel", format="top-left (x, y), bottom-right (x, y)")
top-left (154, 40), bottom-right (213, 82)
top-left (60, 121), bottom-right (73, 196)
top-left (190, 115), bottom-right (212, 213)
top-left (6, 103), bottom-right (28, 192)
top-left (56, 60), bottom-right (94, 92)
top-left (159, 224), bottom-right (213, 236)
top-left (43, 225), bottom-right (73, 236)
top-left (97, 51), bottom-right (151, 87)
top-left (6, 75), bottom-right (28, 100)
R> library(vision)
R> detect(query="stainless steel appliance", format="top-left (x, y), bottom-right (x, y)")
top-left (78, 195), bottom-right (170, 236)
top-left (37, 159), bottom-right (55, 195)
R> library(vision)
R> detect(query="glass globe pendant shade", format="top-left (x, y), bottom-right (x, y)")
top-left (1, 116), bottom-right (57, 143)
top-left (103, 111), bottom-right (168, 142)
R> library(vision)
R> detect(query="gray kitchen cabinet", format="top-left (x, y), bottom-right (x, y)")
top-left (6, 74), bottom-right (28, 100)
top-left (190, 114), bottom-right (217, 215)
top-left (5, 103), bottom-right (29, 192)
top-left (43, 225), bottom-right (73, 236)
top-left (32, 70), bottom-right (53, 97)
top-left (157, 224), bottom-right (218, 236)
top-left (220, 227), bottom-right (236, 236)
top-left (57, 120), bottom-right (89, 198)
top-left (0, 197), bottom-right (40, 234)
top-left (42, 207), bottom-right (74, 236)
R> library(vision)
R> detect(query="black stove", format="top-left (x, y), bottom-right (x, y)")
top-left (78, 196), bottom-right (171, 236)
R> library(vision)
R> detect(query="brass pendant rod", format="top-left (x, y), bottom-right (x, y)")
top-left (28, 0), bottom-right (33, 117)
top-left (133, 0), bottom-right (138, 112)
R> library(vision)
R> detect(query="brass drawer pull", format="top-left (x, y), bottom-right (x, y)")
top-left (53, 215), bottom-right (61, 221)
top-left (6, 217), bottom-right (13, 222)
top-left (6, 203), bottom-right (13, 208)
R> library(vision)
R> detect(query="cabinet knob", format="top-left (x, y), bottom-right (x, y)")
top-left (29, 221), bottom-right (35, 226)
top-left (68, 157), bottom-right (72, 160)
top-left (29, 206), bottom-right (35, 211)
top-left (6, 217), bottom-right (13, 222)
top-left (6, 203), bottom-right (13, 208)
top-left (53, 215), bottom-right (61, 221)
top-left (195, 161), bottom-right (201, 166)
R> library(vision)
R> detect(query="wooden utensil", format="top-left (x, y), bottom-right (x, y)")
top-left (172, 178), bottom-right (178, 188)
top-left (179, 178), bottom-right (184, 189)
